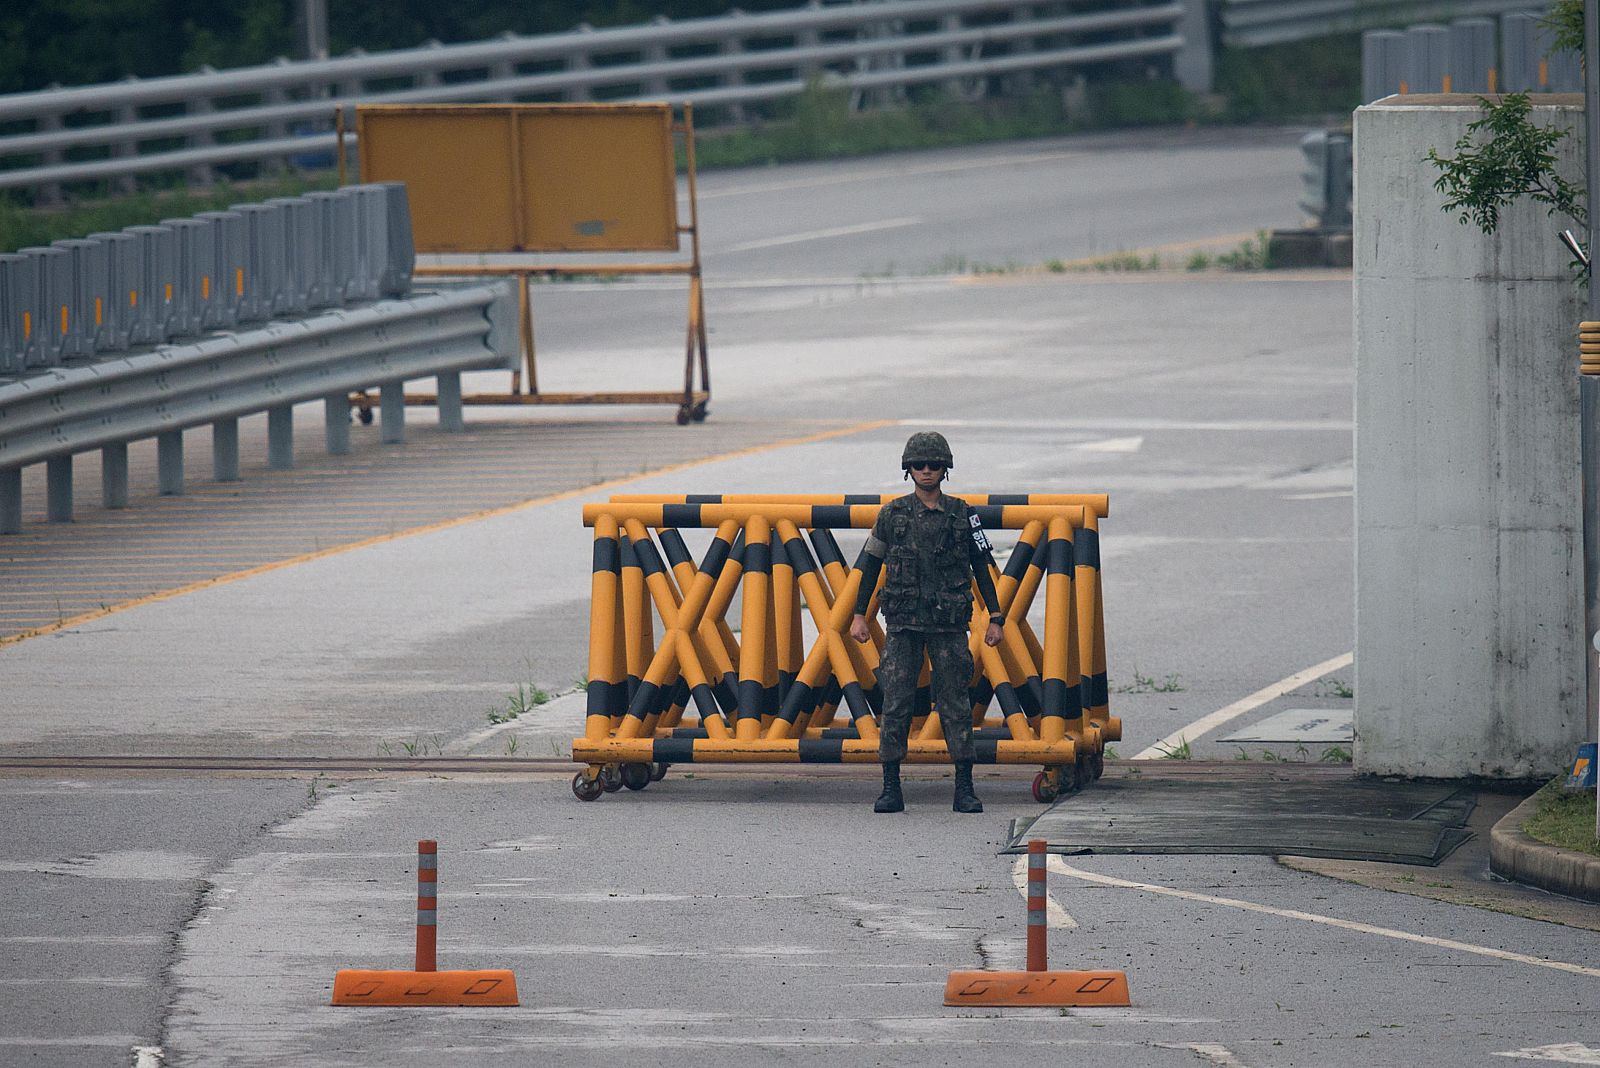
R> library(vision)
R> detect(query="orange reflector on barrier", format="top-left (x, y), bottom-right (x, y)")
top-left (331, 968), bottom-right (519, 1007)
top-left (943, 969), bottom-right (1129, 1007)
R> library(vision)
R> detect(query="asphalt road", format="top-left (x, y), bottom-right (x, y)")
top-left (2, 127), bottom-right (1595, 1066)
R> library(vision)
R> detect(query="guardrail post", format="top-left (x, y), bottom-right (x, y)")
top-left (102, 444), bottom-right (129, 508)
top-left (46, 456), bottom-right (73, 521)
top-left (213, 418), bottom-right (240, 481)
top-left (268, 405), bottom-right (294, 469)
top-left (157, 430), bottom-right (184, 495)
top-left (0, 468), bottom-right (21, 533)
top-left (437, 371), bottom-right (464, 431)
top-left (380, 381), bottom-right (405, 444)
top-left (325, 396), bottom-right (351, 454)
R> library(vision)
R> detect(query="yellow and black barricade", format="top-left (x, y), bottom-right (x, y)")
top-left (572, 496), bottom-right (1117, 803)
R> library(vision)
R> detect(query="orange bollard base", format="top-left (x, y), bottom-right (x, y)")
top-left (331, 968), bottom-right (519, 1007)
top-left (943, 968), bottom-right (1130, 1007)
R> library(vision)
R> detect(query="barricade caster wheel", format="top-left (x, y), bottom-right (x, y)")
top-left (691, 401), bottom-right (709, 422)
top-left (621, 763), bottom-right (652, 791)
top-left (676, 405), bottom-right (692, 425)
top-left (1031, 770), bottom-right (1059, 804)
top-left (1076, 752), bottom-right (1094, 788)
top-left (358, 406), bottom-right (374, 426)
top-left (650, 762), bottom-right (670, 782)
top-left (572, 772), bottom-right (605, 802)
top-left (1090, 751), bottom-right (1105, 780)
top-left (600, 764), bottom-right (625, 792)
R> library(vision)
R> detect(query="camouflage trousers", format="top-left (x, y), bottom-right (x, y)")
top-left (877, 629), bottom-right (975, 765)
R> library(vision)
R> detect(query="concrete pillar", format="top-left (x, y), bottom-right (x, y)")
top-left (213, 418), bottom-right (240, 482)
top-left (157, 430), bottom-right (183, 495)
top-left (1, 467), bottom-right (22, 533)
top-left (437, 371), bottom-right (464, 432)
top-left (325, 395), bottom-right (351, 455)
top-left (380, 381), bottom-right (405, 444)
top-left (46, 456), bottom-right (72, 521)
top-left (102, 444), bottom-right (129, 508)
top-left (1354, 96), bottom-right (1586, 778)
top-left (267, 405), bottom-right (294, 470)
top-left (1173, 0), bottom-right (1214, 94)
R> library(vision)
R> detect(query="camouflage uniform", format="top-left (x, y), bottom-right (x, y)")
top-left (858, 492), bottom-right (999, 764)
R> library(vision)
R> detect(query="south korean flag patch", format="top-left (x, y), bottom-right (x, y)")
top-left (968, 513), bottom-right (992, 554)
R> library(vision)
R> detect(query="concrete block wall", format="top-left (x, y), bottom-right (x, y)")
top-left (1355, 94), bottom-right (1586, 779)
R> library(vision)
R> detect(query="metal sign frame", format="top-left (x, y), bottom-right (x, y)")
top-left (346, 101), bottom-right (709, 424)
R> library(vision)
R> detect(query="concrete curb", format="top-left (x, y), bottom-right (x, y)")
top-left (1488, 792), bottom-right (1600, 903)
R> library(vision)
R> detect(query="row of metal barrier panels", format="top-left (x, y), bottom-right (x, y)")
top-left (571, 494), bottom-right (1116, 802)
top-left (1361, 12), bottom-right (1579, 105)
top-left (0, 182), bottom-right (414, 376)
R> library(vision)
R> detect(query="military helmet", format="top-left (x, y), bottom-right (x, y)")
top-left (901, 431), bottom-right (954, 470)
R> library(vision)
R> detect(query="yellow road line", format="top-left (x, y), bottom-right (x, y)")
top-left (0, 420), bottom-right (893, 650)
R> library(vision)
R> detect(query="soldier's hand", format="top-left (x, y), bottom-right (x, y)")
top-left (849, 615), bottom-right (871, 644)
top-left (984, 621), bottom-right (1003, 647)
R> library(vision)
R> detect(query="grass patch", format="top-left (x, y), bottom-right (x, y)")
top-left (1523, 782), bottom-right (1600, 856)
top-left (1116, 669), bottom-right (1185, 694)
top-left (1, 173), bottom-right (337, 254)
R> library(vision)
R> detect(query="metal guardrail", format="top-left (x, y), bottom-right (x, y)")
top-left (1, 182), bottom-right (414, 374)
top-left (0, 281), bottom-right (517, 533)
top-left (1220, 0), bottom-right (1546, 48)
top-left (1360, 10), bottom-right (1578, 104)
top-left (0, 0), bottom-right (1187, 200)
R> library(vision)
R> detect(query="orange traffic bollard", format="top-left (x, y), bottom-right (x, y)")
top-left (944, 839), bottom-right (1130, 1008)
top-left (331, 840), bottom-right (519, 1007)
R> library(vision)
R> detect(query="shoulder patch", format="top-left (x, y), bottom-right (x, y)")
top-left (967, 511), bottom-right (992, 554)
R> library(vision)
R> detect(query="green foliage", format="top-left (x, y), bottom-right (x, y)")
top-left (1215, 231), bottom-right (1272, 271)
top-left (1154, 736), bottom-right (1192, 760)
top-left (0, 174), bottom-right (334, 254)
top-left (1547, 0), bottom-right (1583, 56)
top-left (691, 81), bottom-right (1080, 170)
top-left (1425, 92), bottom-right (1587, 236)
top-left (1523, 781), bottom-right (1598, 856)
top-left (1214, 35), bottom-right (1362, 122)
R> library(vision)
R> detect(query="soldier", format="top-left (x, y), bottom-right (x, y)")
top-left (849, 432), bottom-right (1004, 813)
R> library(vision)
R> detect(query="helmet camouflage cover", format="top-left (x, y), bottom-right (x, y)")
top-left (901, 431), bottom-right (954, 469)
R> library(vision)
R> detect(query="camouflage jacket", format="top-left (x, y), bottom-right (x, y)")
top-left (855, 493), bottom-right (999, 632)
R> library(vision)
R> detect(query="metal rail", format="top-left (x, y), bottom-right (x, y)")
top-left (0, 0), bottom-right (1188, 199)
top-left (1219, 0), bottom-right (1545, 48)
top-left (0, 281), bottom-right (517, 532)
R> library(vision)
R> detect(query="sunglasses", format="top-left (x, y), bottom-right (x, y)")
top-left (906, 462), bottom-right (945, 472)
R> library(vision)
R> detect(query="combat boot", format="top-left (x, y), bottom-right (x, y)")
top-left (952, 762), bottom-right (983, 813)
top-left (874, 762), bottom-right (904, 813)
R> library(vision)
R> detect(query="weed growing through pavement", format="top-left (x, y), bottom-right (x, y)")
top-left (1186, 251), bottom-right (1212, 271)
top-left (1314, 677), bottom-right (1354, 699)
top-left (307, 773), bottom-right (329, 800)
top-left (574, 674), bottom-right (590, 692)
top-left (1116, 669), bottom-right (1185, 694)
top-left (486, 681), bottom-right (553, 724)
top-left (1154, 736), bottom-right (1192, 759)
top-left (1320, 746), bottom-right (1352, 763)
top-left (1103, 745), bottom-right (1119, 760)
top-left (504, 736), bottom-right (520, 756)
top-left (1216, 230), bottom-right (1272, 270)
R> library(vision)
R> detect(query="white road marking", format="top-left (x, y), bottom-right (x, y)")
top-left (1495, 1045), bottom-right (1600, 1064)
top-left (721, 217), bottom-right (923, 253)
top-left (1282, 490), bottom-right (1353, 500)
top-left (1009, 854), bottom-right (1077, 929)
top-left (1131, 652), bottom-right (1353, 759)
top-left (924, 417), bottom-right (1352, 432)
top-left (1158, 1043), bottom-right (1251, 1067)
top-left (1075, 435), bottom-right (1144, 453)
top-left (133, 1046), bottom-right (166, 1068)
top-left (1048, 857), bottom-right (1600, 980)
top-left (699, 150), bottom-right (1086, 199)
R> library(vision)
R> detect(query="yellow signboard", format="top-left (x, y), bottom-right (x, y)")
top-left (356, 103), bottom-right (681, 254)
